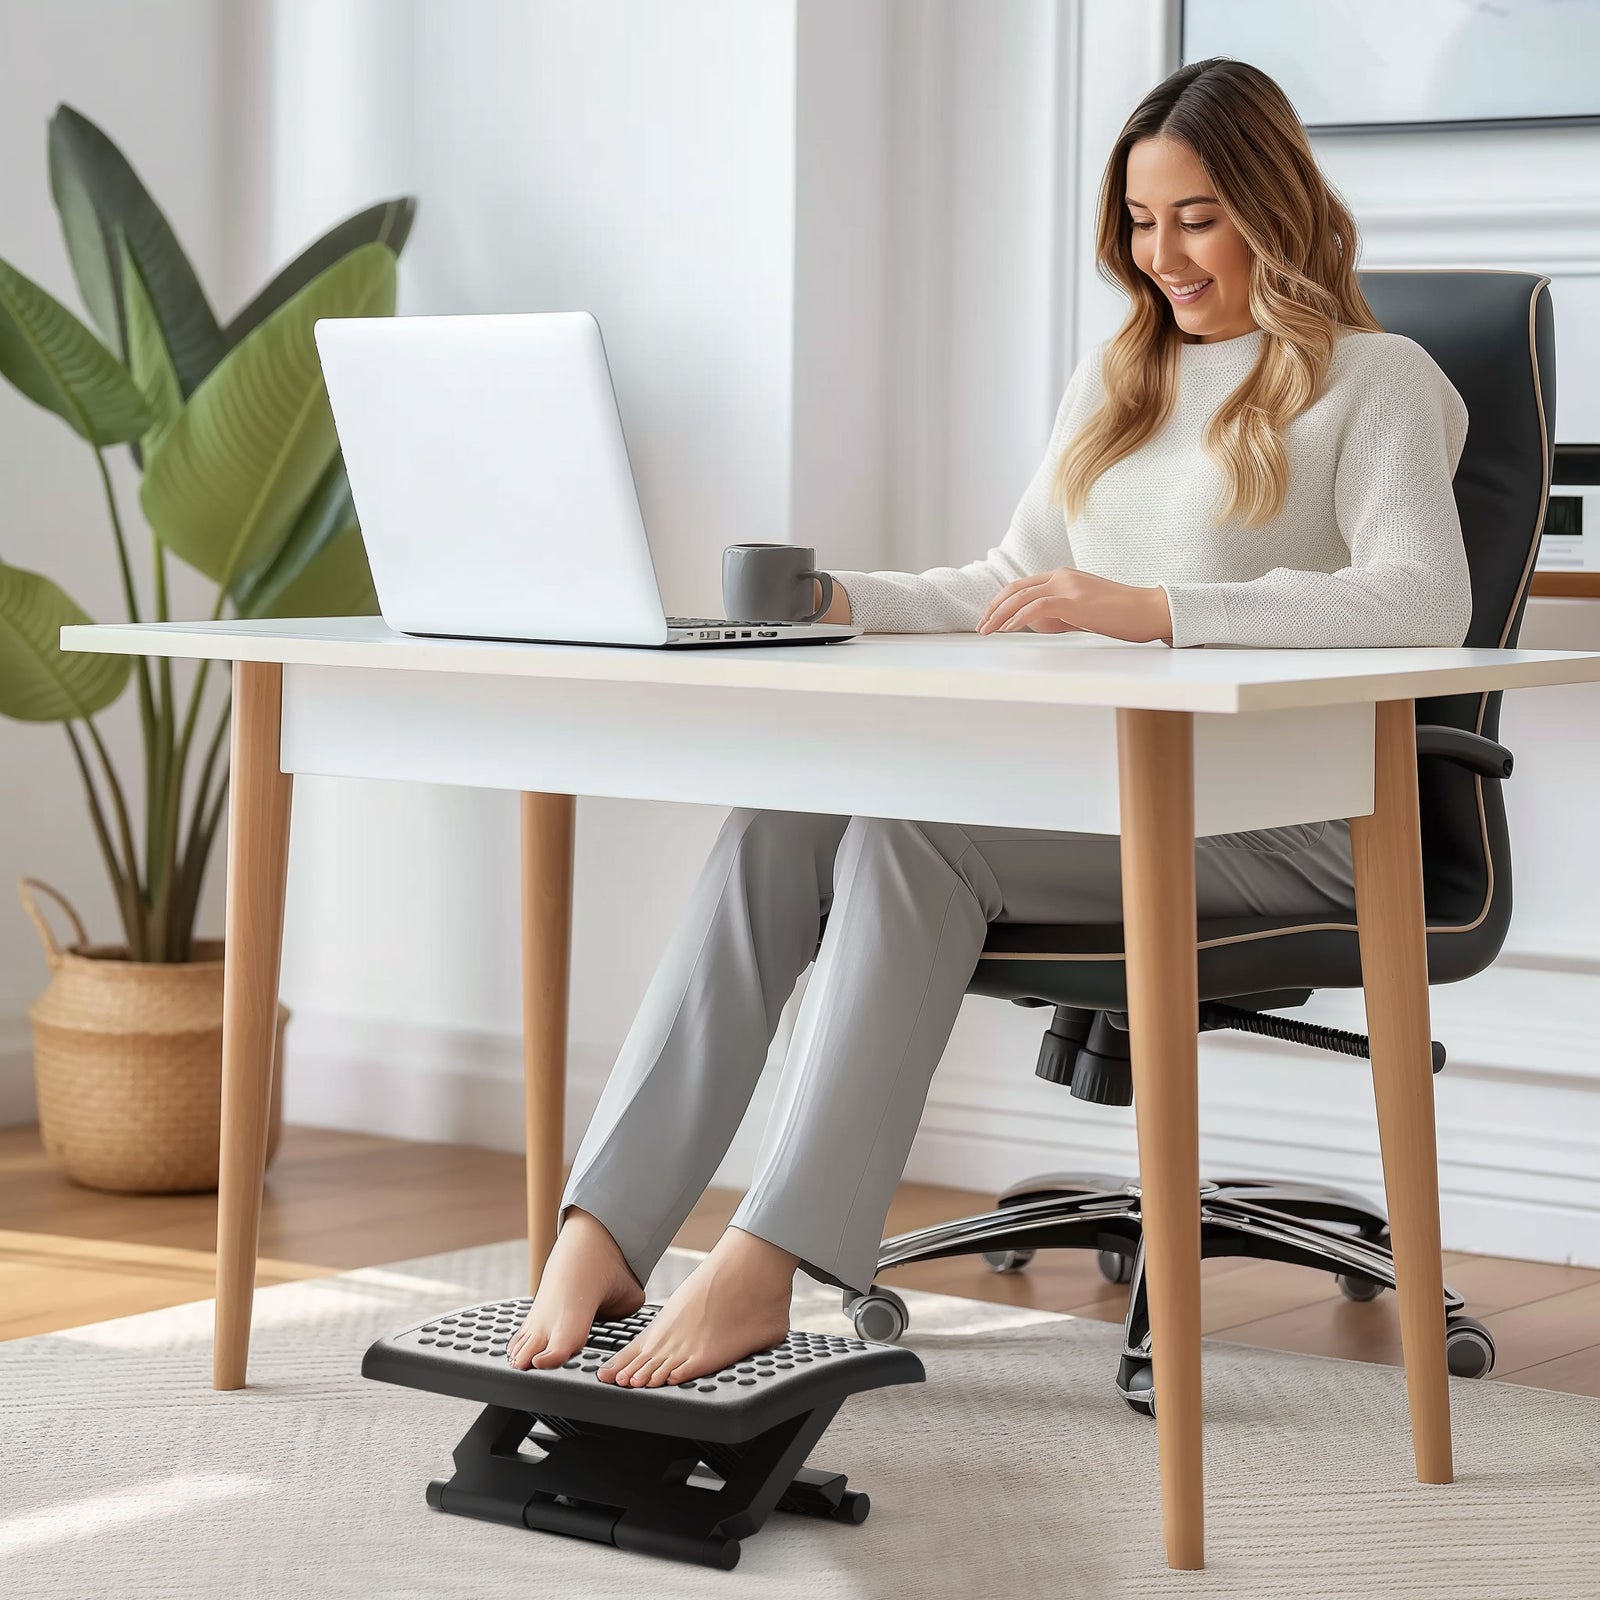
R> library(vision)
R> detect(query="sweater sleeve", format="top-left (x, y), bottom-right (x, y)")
top-left (824, 351), bottom-right (1096, 633)
top-left (1157, 338), bottom-right (1473, 649)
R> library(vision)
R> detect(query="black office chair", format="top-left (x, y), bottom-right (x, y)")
top-left (840, 269), bottom-right (1555, 1415)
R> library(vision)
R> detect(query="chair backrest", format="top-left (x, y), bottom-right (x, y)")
top-left (1356, 269), bottom-right (1554, 959)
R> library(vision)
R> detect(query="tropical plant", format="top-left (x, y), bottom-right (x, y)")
top-left (0, 105), bottom-right (415, 963)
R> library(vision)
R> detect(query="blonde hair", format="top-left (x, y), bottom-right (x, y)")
top-left (1054, 56), bottom-right (1382, 529)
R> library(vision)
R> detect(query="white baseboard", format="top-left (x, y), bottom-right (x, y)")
top-left (912, 966), bottom-right (1600, 1268)
top-left (279, 1007), bottom-right (793, 1196)
top-left (279, 1008), bottom-right (595, 1151)
top-left (8, 951), bottom-right (1596, 1270)
top-left (278, 969), bottom-right (1600, 1269)
top-left (912, 1036), bottom-right (1600, 1269)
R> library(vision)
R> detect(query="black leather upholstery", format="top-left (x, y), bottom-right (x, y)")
top-left (962, 270), bottom-right (1555, 1013)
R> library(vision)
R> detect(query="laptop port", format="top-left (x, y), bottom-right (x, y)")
top-left (741, 630), bottom-right (752, 638)
top-left (757, 629), bottom-right (778, 638)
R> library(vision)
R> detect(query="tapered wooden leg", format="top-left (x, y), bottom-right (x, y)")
top-left (521, 791), bottom-right (575, 1291)
top-left (214, 661), bottom-right (294, 1390)
top-left (1117, 708), bottom-right (1204, 1571)
top-left (1349, 699), bottom-right (1454, 1484)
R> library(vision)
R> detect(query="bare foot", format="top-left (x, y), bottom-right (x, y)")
top-left (507, 1206), bottom-right (647, 1371)
top-left (598, 1226), bottom-right (797, 1388)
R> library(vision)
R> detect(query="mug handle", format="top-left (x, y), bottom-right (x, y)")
top-left (801, 569), bottom-right (833, 623)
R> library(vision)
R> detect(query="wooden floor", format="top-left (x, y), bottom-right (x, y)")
top-left (4, 1123), bottom-right (1597, 1398)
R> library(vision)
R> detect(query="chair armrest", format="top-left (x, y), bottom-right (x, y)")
top-left (1415, 724), bottom-right (1513, 780)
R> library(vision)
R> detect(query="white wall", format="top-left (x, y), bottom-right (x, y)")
top-left (791, 0), bottom-right (890, 566)
top-left (0, 0), bottom-right (255, 1119)
top-left (264, 0), bottom-right (813, 1187)
top-left (890, 0), bottom-right (1079, 570)
top-left (273, 0), bottom-right (1096, 1203)
top-left (3, 0), bottom-right (1595, 1269)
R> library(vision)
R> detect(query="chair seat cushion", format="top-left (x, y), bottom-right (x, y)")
top-left (971, 909), bottom-right (1487, 1011)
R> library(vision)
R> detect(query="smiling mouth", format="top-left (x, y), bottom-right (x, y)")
top-left (1167, 278), bottom-right (1213, 301)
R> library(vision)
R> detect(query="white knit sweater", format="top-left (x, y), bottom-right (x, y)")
top-left (827, 327), bottom-right (1473, 649)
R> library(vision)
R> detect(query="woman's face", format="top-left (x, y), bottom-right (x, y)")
top-left (1124, 136), bottom-right (1256, 344)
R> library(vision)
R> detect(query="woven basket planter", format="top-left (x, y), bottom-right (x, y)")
top-left (18, 878), bottom-right (287, 1194)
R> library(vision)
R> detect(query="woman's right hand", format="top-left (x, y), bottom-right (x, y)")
top-left (977, 568), bottom-right (1169, 642)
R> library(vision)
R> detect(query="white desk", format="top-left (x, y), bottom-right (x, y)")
top-left (60, 616), bottom-right (1600, 1572)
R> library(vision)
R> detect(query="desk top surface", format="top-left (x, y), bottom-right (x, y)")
top-left (59, 616), bottom-right (1600, 714)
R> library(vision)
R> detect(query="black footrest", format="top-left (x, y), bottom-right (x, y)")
top-left (363, 1296), bottom-right (924, 1570)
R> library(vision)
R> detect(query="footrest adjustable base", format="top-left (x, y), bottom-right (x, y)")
top-left (363, 1297), bottom-right (924, 1567)
top-left (426, 1399), bottom-right (864, 1569)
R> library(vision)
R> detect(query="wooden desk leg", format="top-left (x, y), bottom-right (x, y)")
top-left (1116, 708), bottom-right (1204, 1571)
top-left (214, 661), bottom-right (294, 1390)
top-left (521, 792), bottom-right (575, 1291)
top-left (1349, 699), bottom-right (1454, 1485)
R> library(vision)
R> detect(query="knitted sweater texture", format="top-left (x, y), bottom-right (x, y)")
top-left (827, 327), bottom-right (1473, 648)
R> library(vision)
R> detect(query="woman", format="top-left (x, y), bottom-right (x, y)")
top-left (508, 56), bottom-right (1472, 1387)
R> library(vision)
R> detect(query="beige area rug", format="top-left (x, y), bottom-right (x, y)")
top-left (3, 1240), bottom-right (1597, 1600)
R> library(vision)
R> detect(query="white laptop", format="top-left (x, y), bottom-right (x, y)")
top-left (312, 311), bottom-right (862, 650)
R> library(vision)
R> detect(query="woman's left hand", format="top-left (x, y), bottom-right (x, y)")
top-left (976, 568), bottom-right (1172, 643)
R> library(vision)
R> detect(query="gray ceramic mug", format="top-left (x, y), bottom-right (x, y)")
top-left (722, 544), bottom-right (834, 623)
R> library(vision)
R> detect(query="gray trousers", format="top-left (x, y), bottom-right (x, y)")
top-left (559, 808), bottom-right (1358, 1300)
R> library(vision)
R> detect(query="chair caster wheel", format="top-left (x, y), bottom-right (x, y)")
top-left (1445, 1315), bottom-right (1496, 1379)
top-left (1121, 1360), bottom-right (1156, 1418)
top-left (982, 1247), bottom-right (1036, 1274)
top-left (1336, 1271), bottom-right (1386, 1302)
top-left (844, 1286), bottom-right (909, 1344)
top-left (1097, 1249), bottom-right (1135, 1286)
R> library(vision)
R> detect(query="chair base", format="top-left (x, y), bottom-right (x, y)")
top-left (857, 1173), bottom-right (1497, 1413)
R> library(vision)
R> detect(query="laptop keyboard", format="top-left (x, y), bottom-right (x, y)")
top-left (666, 616), bottom-right (802, 628)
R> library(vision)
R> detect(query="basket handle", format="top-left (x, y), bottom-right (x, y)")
top-left (16, 878), bottom-right (89, 971)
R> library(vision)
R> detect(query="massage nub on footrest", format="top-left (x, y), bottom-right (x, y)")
top-left (363, 1296), bottom-right (925, 1570)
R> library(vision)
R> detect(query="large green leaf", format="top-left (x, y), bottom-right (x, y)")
top-left (232, 451), bottom-right (354, 615)
top-left (251, 523), bottom-right (378, 620)
top-left (120, 233), bottom-right (180, 461)
top-left (139, 243), bottom-right (397, 592)
top-left (223, 198), bottom-right (416, 350)
top-left (0, 558), bottom-right (131, 722)
top-left (48, 103), bottom-right (224, 397)
top-left (0, 253), bottom-right (150, 445)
